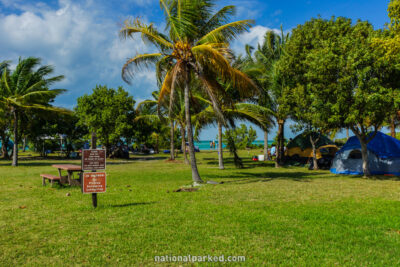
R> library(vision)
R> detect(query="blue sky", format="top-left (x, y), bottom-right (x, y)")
top-left (0, 0), bottom-right (391, 140)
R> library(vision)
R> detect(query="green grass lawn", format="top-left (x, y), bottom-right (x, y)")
top-left (1, 150), bottom-right (400, 266)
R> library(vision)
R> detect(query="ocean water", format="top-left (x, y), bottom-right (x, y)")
top-left (194, 140), bottom-right (274, 151)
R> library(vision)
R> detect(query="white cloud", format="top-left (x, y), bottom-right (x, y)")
top-left (232, 25), bottom-right (280, 55)
top-left (0, 0), bottom-right (158, 106)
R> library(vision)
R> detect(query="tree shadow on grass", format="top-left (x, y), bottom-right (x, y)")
top-left (204, 157), bottom-right (277, 169)
top-left (130, 156), bottom-right (168, 161)
top-left (0, 161), bottom-right (60, 167)
top-left (221, 178), bottom-right (275, 185)
top-left (204, 171), bottom-right (324, 183)
top-left (110, 201), bottom-right (157, 208)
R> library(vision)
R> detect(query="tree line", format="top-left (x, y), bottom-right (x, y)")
top-left (1, 0), bottom-right (399, 181)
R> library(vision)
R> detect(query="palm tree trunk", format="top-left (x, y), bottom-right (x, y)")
top-left (180, 125), bottom-right (189, 164)
top-left (170, 120), bottom-right (175, 160)
top-left (264, 131), bottom-right (269, 160)
top-left (12, 109), bottom-right (18, 166)
top-left (275, 120), bottom-right (284, 168)
top-left (346, 128), bottom-right (349, 139)
top-left (279, 121), bottom-right (285, 163)
top-left (184, 71), bottom-right (203, 183)
top-left (218, 121), bottom-right (224, 170)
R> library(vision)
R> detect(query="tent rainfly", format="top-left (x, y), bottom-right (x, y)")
top-left (331, 131), bottom-right (400, 176)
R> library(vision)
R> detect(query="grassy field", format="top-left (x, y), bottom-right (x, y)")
top-left (1, 150), bottom-right (400, 266)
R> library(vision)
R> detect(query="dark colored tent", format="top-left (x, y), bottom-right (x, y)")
top-left (331, 131), bottom-right (400, 176)
top-left (285, 132), bottom-right (338, 169)
top-left (287, 132), bottom-right (334, 150)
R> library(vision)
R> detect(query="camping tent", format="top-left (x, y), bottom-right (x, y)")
top-left (285, 132), bottom-right (338, 168)
top-left (331, 131), bottom-right (400, 176)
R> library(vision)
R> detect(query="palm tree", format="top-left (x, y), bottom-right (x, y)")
top-left (135, 91), bottom-right (173, 157)
top-left (194, 96), bottom-right (273, 169)
top-left (244, 29), bottom-right (289, 167)
top-left (120, 0), bottom-right (257, 183)
top-left (0, 57), bottom-right (66, 166)
top-left (137, 88), bottom-right (207, 164)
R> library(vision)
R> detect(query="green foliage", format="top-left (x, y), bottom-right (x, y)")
top-left (0, 57), bottom-right (66, 165)
top-left (222, 124), bottom-right (257, 150)
top-left (75, 85), bottom-right (135, 150)
top-left (389, 0), bottom-right (400, 33)
top-left (280, 17), bottom-right (400, 138)
top-left (278, 16), bottom-right (400, 174)
top-left (372, 0), bottom-right (400, 67)
top-left (242, 28), bottom-right (289, 165)
top-left (23, 111), bottom-right (88, 156)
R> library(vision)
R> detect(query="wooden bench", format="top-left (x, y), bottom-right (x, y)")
top-left (41, 174), bottom-right (61, 186)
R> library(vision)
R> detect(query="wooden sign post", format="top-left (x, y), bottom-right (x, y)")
top-left (82, 148), bottom-right (106, 208)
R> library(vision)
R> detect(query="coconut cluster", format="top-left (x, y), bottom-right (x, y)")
top-left (172, 41), bottom-right (193, 61)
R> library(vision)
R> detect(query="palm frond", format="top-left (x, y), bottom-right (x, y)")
top-left (158, 68), bottom-right (174, 105)
top-left (197, 20), bottom-right (254, 45)
top-left (155, 56), bottom-right (173, 87)
top-left (135, 100), bottom-right (157, 112)
top-left (159, 0), bottom-right (182, 41)
top-left (226, 103), bottom-right (275, 131)
top-left (134, 114), bottom-right (161, 124)
top-left (120, 18), bottom-right (173, 50)
top-left (122, 53), bottom-right (163, 84)
top-left (201, 5), bottom-right (236, 34)
top-left (192, 44), bottom-right (258, 99)
top-left (21, 88), bottom-right (66, 98)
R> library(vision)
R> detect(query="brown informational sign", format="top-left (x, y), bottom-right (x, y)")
top-left (82, 149), bottom-right (106, 171)
top-left (82, 172), bottom-right (106, 194)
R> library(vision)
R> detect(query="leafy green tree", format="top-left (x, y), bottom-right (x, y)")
top-left (279, 17), bottom-right (400, 176)
top-left (75, 85), bottom-right (136, 156)
top-left (372, 0), bottom-right (400, 137)
top-left (372, 0), bottom-right (400, 66)
top-left (287, 85), bottom-right (333, 170)
top-left (0, 57), bottom-right (66, 166)
top-left (120, 0), bottom-right (257, 183)
top-left (222, 124), bottom-right (257, 150)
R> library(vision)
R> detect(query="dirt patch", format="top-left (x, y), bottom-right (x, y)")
top-left (173, 187), bottom-right (199, 192)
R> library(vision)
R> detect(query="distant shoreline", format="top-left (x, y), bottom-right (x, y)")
top-left (194, 140), bottom-right (273, 151)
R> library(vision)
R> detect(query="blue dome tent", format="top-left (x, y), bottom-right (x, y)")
top-left (331, 131), bottom-right (400, 176)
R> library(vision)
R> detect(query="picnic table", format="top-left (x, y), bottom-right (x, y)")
top-left (51, 164), bottom-right (83, 186)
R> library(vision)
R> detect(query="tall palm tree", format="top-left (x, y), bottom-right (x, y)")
top-left (194, 96), bottom-right (273, 169)
top-left (0, 57), bottom-right (66, 166)
top-left (244, 29), bottom-right (289, 167)
top-left (120, 0), bottom-right (257, 183)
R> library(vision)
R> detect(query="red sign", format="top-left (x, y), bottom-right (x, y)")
top-left (82, 149), bottom-right (106, 171)
top-left (82, 172), bottom-right (106, 194)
